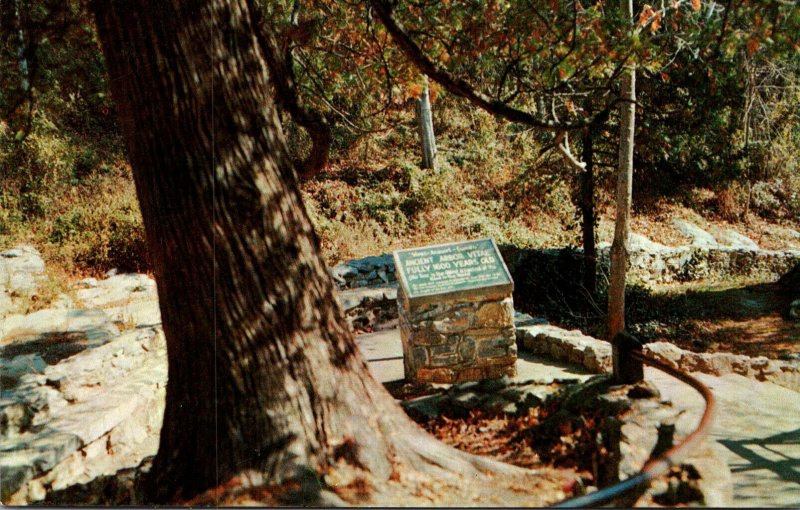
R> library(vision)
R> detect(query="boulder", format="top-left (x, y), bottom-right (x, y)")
top-left (74, 273), bottom-right (160, 328)
top-left (716, 229), bottom-right (759, 250)
top-left (629, 232), bottom-right (670, 253)
top-left (673, 219), bottom-right (718, 249)
top-left (0, 246), bottom-right (47, 317)
top-left (1, 327), bottom-right (167, 504)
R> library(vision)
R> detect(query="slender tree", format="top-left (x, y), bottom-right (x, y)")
top-left (608, 0), bottom-right (640, 382)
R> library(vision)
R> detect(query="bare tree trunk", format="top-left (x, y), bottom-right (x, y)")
top-left (580, 123), bottom-right (597, 297)
top-left (92, 0), bottom-right (557, 505)
top-left (416, 76), bottom-right (437, 170)
top-left (608, 0), bottom-right (640, 382)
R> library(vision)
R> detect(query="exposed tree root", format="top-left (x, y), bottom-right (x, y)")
top-left (42, 411), bottom-right (577, 507)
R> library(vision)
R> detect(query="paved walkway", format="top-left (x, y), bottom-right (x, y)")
top-left (652, 368), bottom-right (800, 507)
top-left (355, 329), bottom-right (594, 387)
top-left (356, 329), bottom-right (800, 507)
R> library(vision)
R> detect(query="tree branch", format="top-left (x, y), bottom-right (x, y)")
top-left (248, 0), bottom-right (332, 180)
top-left (369, 0), bottom-right (613, 132)
top-left (554, 130), bottom-right (587, 171)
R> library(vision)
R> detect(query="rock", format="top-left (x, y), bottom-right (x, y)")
top-left (789, 300), bottom-right (800, 320)
top-left (480, 394), bottom-right (508, 412)
top-left (347, 255), bottom-right (392, 273)
top-left (716, 229), bottom-right (759, 250)
top-left (1, 327), bottom-right (167, 504)
top-left (336, 286), bottom-right (397, 312)
top-left (51, 294), bottom-right (74, 310)
top-left (517, 324), bottom-right (611, 374)
top-left (431, 312), bottom-right (471, 334)
top-left (331, 263), bottom-right (358, 282)
top-left (106, 300), bottom-right (162, 329)
top-left (0, 245), bottom-right (46, 299)
top-left (475, 298), bottom-right (514, 328)
top-left (74, 278), bottom-right (99, 289)
top-left (75, 274), bottom-right (156, 309)
top-left (672, 219), bottom-right (718, 248)
top-left (478, 376), bottom-right (510, 392)
top-left (330, 255), bottom-right (396, 289)
top-left (642, 342), bottom-right (683, 368)
top-left (1, 309), bottom-right (119, 366)
top-left (513, 312), bottom-right (547, 327)
top-left (2, 354), bottom-right (47, 387)
top-left (629, 232), bottom-right (670, 252)
top-left (0, 291), bottom-right (13, 316)
top-left (452, 391), bottom-right (480, 410)
top-left (74, 274), bottom-right (160, 328)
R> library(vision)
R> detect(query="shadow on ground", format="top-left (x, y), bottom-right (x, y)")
top-left (719, 428), bottom-right (800, 485)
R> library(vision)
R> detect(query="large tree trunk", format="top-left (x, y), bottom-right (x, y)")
top-left (92, 0), bottom-right (561, 505)
top-left (608, 0), bottom-right (640, 382)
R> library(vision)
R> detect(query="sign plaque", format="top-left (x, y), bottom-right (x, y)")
top-left (394, 238), bottom-right (513, 306)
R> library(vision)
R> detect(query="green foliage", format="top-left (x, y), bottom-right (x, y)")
top-left (1, 0), bottom-right (798, 281)
top-left (45, 191), bottom-right (147, 274)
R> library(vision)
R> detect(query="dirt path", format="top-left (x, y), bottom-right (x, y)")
top-left (646, 281), bottom-right (800, 359)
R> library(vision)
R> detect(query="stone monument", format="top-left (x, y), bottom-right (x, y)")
top-left (393, 238), bottom-right (516, 383)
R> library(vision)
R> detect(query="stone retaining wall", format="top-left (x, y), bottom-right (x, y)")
top-left (331, 246), bottom-right (800, 292)
top-left (331, 255), bottom-right (396, 289)
top-left (508, 244), bottom-right (800, 290)
top-left (516, 324), bottom-right (612, 374)
top-left (516, 325), bottom-right (800, 393)
top-left (644, 342), bottom-right (800, 392)
top-left (622, 245), bottom-right (800, 285)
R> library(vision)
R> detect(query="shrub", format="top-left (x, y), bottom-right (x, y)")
top-left (73, 196), bottom-right (148, 273)
top-left (713, 186), bottom-right (743, 222)
top-left (19, 191), bottom-right (49, 219)
top-left (72, 147), bottom-right (100, 180)
top-left (750, 180), bottom-right (783, 219)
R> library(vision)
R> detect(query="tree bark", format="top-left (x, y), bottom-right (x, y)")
top-left (91, 0), bottom-right (404, 501)
top-left (416, 77), bottom-right (437, 170)
top-left (91, 0), bottom-right (560, 504)
top-left (608, 0), bottom-right (640, 382)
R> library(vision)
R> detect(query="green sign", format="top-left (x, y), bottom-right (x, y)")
top-left (394, 238), bottom-right (513, 304)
